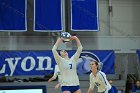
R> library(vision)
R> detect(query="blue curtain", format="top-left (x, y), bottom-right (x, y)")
top-left (0, 0), bottom-right (27, 31)
top-left (71, 0), bottom-right (99, 31)
top-left (34, 0), bottom-right (63, 31)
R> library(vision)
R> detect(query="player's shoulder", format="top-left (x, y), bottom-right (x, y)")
top-left (98, 71), bottom-right (104, 74)
top-left (55, 65), bottom-right (58, 68)
top-left (98, 71), bottom-right (106, 76)
top-left (89, 73), bottom-right (93, 77)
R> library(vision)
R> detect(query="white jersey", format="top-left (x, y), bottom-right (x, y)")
top-left (89, 71), bottom-right (111, 93)
top-left (53, 65), bottom-right (61, 83)
top-left (52, 45), bottom-right (83, 86)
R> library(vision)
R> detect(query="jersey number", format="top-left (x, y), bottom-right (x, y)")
top-left (69, 64), bottom-right (72, 69)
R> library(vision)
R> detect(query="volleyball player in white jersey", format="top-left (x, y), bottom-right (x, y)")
top-left (87, 61), bottom-right (115, 93)
top-left (52, 36), bottom-right (83, 93)
top-left (48, 65), bottom-right (61, 89)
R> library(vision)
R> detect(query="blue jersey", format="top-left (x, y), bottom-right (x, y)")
top-left (132, 85), bottom-right (140, 93)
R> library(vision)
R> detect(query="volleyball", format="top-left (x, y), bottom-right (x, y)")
top-left (61, 32), bottom-right (71, 42)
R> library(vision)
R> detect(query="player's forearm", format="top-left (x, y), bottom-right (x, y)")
top-left (54, 83), bottom-right (61, 89)
top-left (75, 36), bottom-right (82, 47)
top-left (52, 38), bottom-right (62, 53)
top-left (87, 88), bottom-right (93, 93)
top-left (87, 90), bottom-right (92, 93)
top-left (48, 77), bottom-right (56, 82)
top-left (53, 38), bottom-right (63, 48)
top-left (71, 36), bottom-right (82, 47)
top-left (77, 45), bottom-right (83, 52)
top-left (56, 83), bottom-right (61, 86)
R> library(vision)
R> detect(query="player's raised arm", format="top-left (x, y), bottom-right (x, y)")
top-left (71, 36), bottom-right (83, 61)
top-left (71, 36), bottom-right (82, 47)
top-left (87, 88), bottom-right (93, 93)
top-left (52, 38), bottom-right (63, 64)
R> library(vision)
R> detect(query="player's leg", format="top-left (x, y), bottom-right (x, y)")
top-left (62, 91), bottom-right (71, 93)
top-left (74, 89), bottom-right (81, 93)
top-left (73, 85), bottom-right (81, 93)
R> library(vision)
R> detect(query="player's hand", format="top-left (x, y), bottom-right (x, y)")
top-left (54, 84), bottom-right (60, 89)
top-left (70, 36), bottom-right (77, 40)
top-left (59, 37), bottom-right (64, 41)
top-left (47, 79), bottom-right (51, 82)
top-left (59, 37), bottom-right (65, 42)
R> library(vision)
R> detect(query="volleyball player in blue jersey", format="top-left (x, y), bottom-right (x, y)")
top-left (87, 61), bottom-right (115, 93)
top-left (52, 36), bottom-right (83, 93)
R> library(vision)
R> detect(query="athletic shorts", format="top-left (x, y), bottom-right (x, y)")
top-left (61, 85), bottom-right (80, 93)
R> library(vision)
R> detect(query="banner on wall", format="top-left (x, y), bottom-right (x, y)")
top-left (136, 50), bottom-right (140, 63)
top-left (0, 0), bottom-right (27, 31)
top-left (0, 50), bottom-right (114, 76)
top-left (71, 0), bottom-right (99, 31)
top-left (34, 0), bottom-right (63, 31)
top-left (77, 50), bottom-right (115, 75)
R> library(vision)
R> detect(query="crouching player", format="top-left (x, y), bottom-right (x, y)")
top-left (87, 61), bottom-right (115, 93)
